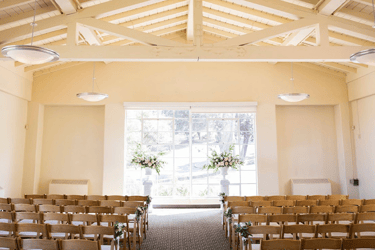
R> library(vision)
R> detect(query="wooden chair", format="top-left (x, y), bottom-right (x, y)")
top-left (47, 224), bottom-right (80, 239)
top-left (16, 223), bottom-right (47, 239)
top-left (55, 199), bottom-right (76, 206)
top-left (86, 195), bottom-right (106, 201)
top-left (0, 211), bottom-right (14, 223)
top-left (286, 195), bottom-right (307, 201)
top-left (66, 195), bottom-right (85, 200)
top-left (307, 195), bottom-right (326, 201)
top-left (283, 206), bottom-right (309, 215)
top-left (251, 201), bottom-right (273, 208)
top-left (327, 194), bottom-right (349, 200)
top-left (0, 222), bottom-right (16, 237)
top-left (297, 214), bottom-right (327, 225)
top-left (257, 206), bottom-right (283, 215)
top-left (224, 201), bottom-right (251, 229)
top-left (282, 224), bottom-right (316, 240)
top-left (342, 238), bottom-right (375, 249)
top-left (0, 198), bottom-right (8, 204)
top-left (350, 223), bottom-right (375, 239)
top-left (45, 195), bottom-right (65, 200)
top-left (319, 200), bottom-right (340, 206)
top-left (356, 212), bottom-right (375, 224)
top-left (342, 199), bottom-right (363, 206)
top-left (9, 199), bottom-right (32, 205)
top-left (62, 205), bottom-right (85, 214)
top-left (13, 204), bottom-right (37, 213)
top-left (266, 196), bottom-right (286, 201)
top-left (327, 213), bottom-right (355, 225)
top-left (98, 214), bottom-right (132, 249)
top-left (227, 207), bottom-right (255, 247)
top-left (360, 205), bottom-right (375, 213)
top-left (100, 201), bottom-right (122, 208)
top-left (273, 200), bottom-right (295, 207)
top-left (32, 199), bottom-right (54, 205)
top-left (38, 205), bottom-right (62, 213)
top-left (60, 239), bottom-right (101, 250)
top-left (86, 206), bottom-right (112, 215)
top-left (70, 214), bottom-right (98, 226)
top-left (0, 237), bottom-right (18, 250)
top-left (122, 202), bottom-right (145, 208)
top-left (244, 196), bottom-right (266, 202)
top-left (126, 196), bottom-right (147, 202)
top-left (241, 226), bottom-right (282, 250)
top-left (335, 205), bottom-right (359, 213)
top-left (80, 226), bottom-right (121, 250)
top-left (24, 195), bottom-right (45, 199)
top-left (111, 208), bottom-right (141, 249)
top-left (21, 238), bottom-right (59, 250)
top-left (310, 205), bottom-right (335, 214)
top-left (0, 204), bottom-right (13, 212)
top-left (106, 196), bottom-right (126, 201)
top-left (315, 224), bottom-right (350, 239)
top-left (301, 238), bottom-right (342, 249)
top-left (43, 213), bottom-right (70, 225)
top-left (77, 200), bottom-right (99, 207)
top-left (363, 199), bottom-right (375, 205)
top-left (268, 214), bottom-right (297, 226)
top-left (260, 239), bottom-right (300, 250)
top-left (14, 212), bottom-right (43, 224)
top-left (295, 200), bottom-right (317, 207)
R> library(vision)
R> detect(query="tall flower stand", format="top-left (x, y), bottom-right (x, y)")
top-left (143, 168), bottom-right (153, 212)
top-left (220, 167), bottom-right (230, 197)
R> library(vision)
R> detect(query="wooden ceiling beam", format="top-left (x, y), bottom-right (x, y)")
top-left (318, 0), bottom-right (348, 16)
top-left (0, 0), bottom-right (35, 11)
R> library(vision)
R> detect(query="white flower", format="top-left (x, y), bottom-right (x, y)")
top-left (224, 157), bottom-right (228, 161)
top-left (148, 163), bottom-right (152, 166)
top-left (225, 162), bottom-right (228, 166)
top-left (230, 162), bottom-right (232, 165)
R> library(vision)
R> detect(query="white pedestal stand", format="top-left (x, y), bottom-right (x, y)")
top-left (143, 168), bottom-right (153, 212)
top-left (220, 167), bottom-right (230, 196)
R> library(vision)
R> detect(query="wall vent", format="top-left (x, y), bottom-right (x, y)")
top-left (49, 179), bottom-right (89, 195)
top-left (291, 179), bottom-right (332, 195)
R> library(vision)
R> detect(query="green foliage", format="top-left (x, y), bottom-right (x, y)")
top-left (114, 222), bottom-right (125, 239)
top-left (131, 144), bottom-right (166, 175)
top-left (146, 195), bottom-right (152, 206)
top-left (135, 206), bottom-right (146, 222)
top-left (219, 192), bottom-right (226, 203)
top-left (235, 221), bottom-right (253, 238)
top-left (203, 144), bottom-right (244, 172)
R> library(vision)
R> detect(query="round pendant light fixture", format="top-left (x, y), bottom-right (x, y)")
top-left (77, 62), bottom-right (109, 102)
top-left (278, 63), bottom-right (310, 103)
top-left (349, 0), bottom-right (375, 65)
top-left (1, 0), bottom-right (59, 65)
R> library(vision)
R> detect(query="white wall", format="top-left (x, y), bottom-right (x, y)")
top-left (38, 106), bottom-right (105, 195)
top-left (0, 62), bottom-right (32, 198)
top-left (276, 106), bottom-right (340, 195)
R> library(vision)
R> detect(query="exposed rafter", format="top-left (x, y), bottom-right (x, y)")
top-left (0, 0), bottom-right (35, 11)
top-left (318, 0), bottom-right (348, 16)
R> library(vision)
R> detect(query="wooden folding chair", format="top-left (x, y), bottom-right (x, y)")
top-left (268, 214), bottom-right (297, 227)
top-left (98, 214), bottom-right (131, 250)
top-left (273, 200), bottom-right (295, 207)
top-left (257, 206), bottom-right (283, 215)
top-left (315, 224), bottom-right (350, 239)
top-left (21, 238), bottom-right (59, 250)
top-left (0, 204), bottom-right (12, 212)
top-left (244, 196), bottom-right (266, 202)
top-left (350, 223), bottom-right (375, 239)
top-left (251, 201), bottom-right (273, 208)
top-left (0, 237), bottom-right (18, 250)
top-left (360, 205), bottom-right (375, 213)
top-left (87, 196), bottom-right (107, 201)
top-left (86, 207), bottom-right (112, 215)
top-left (283, 207), bottom-right (309, 215)
top-left (342, 199), bottom-right (363, 206)
top-left (77, 200), bottom-right (99, 207)
top-left (342, 238), bottom-right (375, 249)
top-left (45, 195), bottom-right (65, 200)
top-left (16, 223), bottom-right (47, 239)
top-left (106, 196), bottom-right (126, 201)
top-left (43, 213), bottom-right (70, 225)
top-left (327, 195), bottom-right (349, 200)
top-left (0, 222), bottom-right (16, 237)
top-left (266, 196), bottom-right (286, 201)
top-left (13, 205), bottom-right (37, 213)
top-left (70, 214), bottom-right (98, 226)
top-left (335, 205), bottom-right (359, 213)
top-left (260, 239), bottom-right (300, 250)
top-left (356, 212), bottom-right (375, 224)
top-left (24, 195), bottom-right (45, 199)
top-left (112, 207), bottom-right (142, 250)
top-left (55, 199), bottom-right (76, 206)
top-left (0, 211), bottom-right (14, 223)
top-left (233, 214), bottom-right (268, 250)
top-left (310, 206), bottom-right (335, 214)
top-left (307, 195), bottom-right (327, 201)
top-left (228, 207), bottom-right (255, 247)
top-left (0, 198), bottom-right (8, 204)
top-left (62, 205), bottom-right (85, 214)
top-left (241, 226), bottom-right (282, 250)
top-left (60, 239), bottom-right (101, 250)
top-left (363, 199), bottom-right (375, 205)
top-left (297, 214), bottom-right (327, 225)
top-left (100, 201), bottom-right (122, 208)
top-left (301, 238), bottom-right (342, 249)
top-left (14, 212), bottom-right (43, 224)
top-left (319, 200), bottom-right (340, 206)
top-left (126, 196), bottom-right (147, 202)
top-left (122, 202), bottom-right (147, 234)
top-left (32, 199), bottom-right (54, 206)
top-left (326, 213), bottom-right (355, 225)
top-left (80, 225), bottom-right (121, 250)
top-left (38, 205), bottom-right (62, 213)
top-left (282, 224), bottom-right (316, 240)
top-left (9, 199), bottom-right (32, 205)
top-left (47, 224), bottom-right (80, 240)
top-left (66, 195), bottom-right (85, 200)
top-left (296, 200), bottom-right (317, 207)
top-left (286, 195), bottom-right (307, 201)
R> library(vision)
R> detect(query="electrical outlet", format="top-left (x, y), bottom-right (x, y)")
top-left (350, 179), bottom-right (359, 186)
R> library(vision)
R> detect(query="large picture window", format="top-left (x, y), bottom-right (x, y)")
top-left (125, 108), bottom-right (256, 198)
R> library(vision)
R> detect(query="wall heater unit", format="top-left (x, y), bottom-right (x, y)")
top-left (291, 179), bottom-right (332, 195)
top-left (49, 179), bottom-right (89, 195)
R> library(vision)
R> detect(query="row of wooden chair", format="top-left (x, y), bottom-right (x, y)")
top-left (232, 223), bottom-right (375, 250)
top-left (19, 195), bottom-right (147, 202)
top-left (0, 238), bottom-right (105, 250)
top-left (257, 238), bottom-right (375, 250)
top-left (222, 195), bottom-right (350, 202)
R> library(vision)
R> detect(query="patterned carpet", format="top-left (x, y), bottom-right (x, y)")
top-left (141, 209), bottom-right (230, 250)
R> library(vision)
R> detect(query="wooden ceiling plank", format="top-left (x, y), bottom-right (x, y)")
top-left (320, 62), bottom-right (357, 73)
top-left (0, 0), bottom-right (35, 11)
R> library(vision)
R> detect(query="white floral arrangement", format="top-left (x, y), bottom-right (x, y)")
top-left (135, 206), bottom-right (146, 221)
top-left (131, 144), bottom-right (166, 175)
top-left (203, 144), bottom-right (244, 172)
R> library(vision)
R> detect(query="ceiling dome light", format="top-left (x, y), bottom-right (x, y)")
top-left (278, 63), bottom-right (310, 103)
top-left (77, 62), bottom-right (109, 102)
top-left (278, 93), bottom-right (310, 102)
top-left (350, 49), bottom-right (375, 66)
top-left (1, 0), bottom-right (59, 65)
top-left (77, 92), bottom-right (109, 102)
top-left (1, 45), bottom-right (59, 65)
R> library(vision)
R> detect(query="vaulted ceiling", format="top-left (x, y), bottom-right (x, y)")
top-left (0, 0), bottom-right (374, 77)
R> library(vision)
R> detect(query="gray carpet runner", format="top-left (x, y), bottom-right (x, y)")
top-left (141, 209), bottom-right (230, 250)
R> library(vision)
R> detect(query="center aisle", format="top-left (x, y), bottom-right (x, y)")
top-left (142, 209), bottom-right (230, 250)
